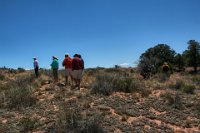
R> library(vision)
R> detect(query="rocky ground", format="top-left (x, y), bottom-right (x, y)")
top-left (0, 68), bottom-right (200, 133)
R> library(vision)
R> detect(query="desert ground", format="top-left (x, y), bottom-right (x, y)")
top-left (0, 68), bottom-right (200, 133)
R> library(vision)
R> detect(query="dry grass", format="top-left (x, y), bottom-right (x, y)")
top-left (0, 74), bottom-right (38, 109)
top-left (91, 72), bottom-right (148, 96)
top-left (1, 68), bottom-right (200, 132)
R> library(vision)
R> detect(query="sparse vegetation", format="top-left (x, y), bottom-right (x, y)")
top-left (0, 74), bottom-right (37, 109)
top-left (192, 75), bottom-right (200, 84)
top-left (169, 80), bottom-right (196, 94)
top-left (160, 92), bottom-right (182, 109)
top-left (0, 67), bottom-right (200, 132)
top-left (182, 84), bottom-right (196, 94)
top-left (91, 72), bottom-right (147, 96)
top-left (169, 80), bottom-right (185, 90)
top-left (0, 73), bottom-right (5, 81)
top-left (18, 117), bottom-right (39, 132)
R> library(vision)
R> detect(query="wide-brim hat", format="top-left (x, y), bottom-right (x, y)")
top-left (53, 56), bottom-right (58, 60)
top-left (65, 53), bottom-right (69, 56)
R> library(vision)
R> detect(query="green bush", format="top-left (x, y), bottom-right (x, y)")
top-left (17, 67), bottom-right (26, 73)
top-left (182, 84), bottom-right (196, 94)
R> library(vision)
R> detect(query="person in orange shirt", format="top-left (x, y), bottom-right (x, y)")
top-left (62, 53), bottom-right (72, 86)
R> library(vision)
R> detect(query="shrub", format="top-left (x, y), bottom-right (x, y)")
top-left (192, 75), bottom-right (200, 84)
top-left (0, 74), bottom-right (37, 109)
top-left (84, 68), bottom-right (100, 76)
top-left (169, 80), bottom-right (185, 90)
top-left (91, 73), bottom-right (146, 96)
top-left (0, 73), bottom-right (5, 81)
top-left (195, 99), bottom-right (200, 114)
top-left (161, 92), bottom-right (175, 106)
top-left (18, 117), bottom-right (39, 132)
top-left (5, 86), bottom-right (37, 109)
top-left (80, 118), bottom-right (106, 133)
top-left (160, 92), bottom-right (182, 109)
top-left (91, 73), bottom-right (114, 95)
top-left (55, 101), bottom-right (81, 132)
top-left (182, 84), bottom-right (196, 94)
top-left (17, 67), bottom-right (26, 73)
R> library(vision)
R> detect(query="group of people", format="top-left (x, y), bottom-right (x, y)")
top-left (33, 53), bottom-right (84, 90)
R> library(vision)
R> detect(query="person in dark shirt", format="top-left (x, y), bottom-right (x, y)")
top-left (78, 54), bottom-right (84, 70)
top-left (33, 57), bottom-right (39, 78)
top-left (72, 54), bottom-right (83, 90)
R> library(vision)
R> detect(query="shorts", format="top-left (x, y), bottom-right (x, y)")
top-left (72, 70), bottom-right (83, 80)
top-left (65, 69), bottom-right (72, 77)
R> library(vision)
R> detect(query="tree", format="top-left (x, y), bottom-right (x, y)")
top-left (139, 44), bottom-right (176, 78)
top-left (174, 54), bottom-right (185, 71)
top-left (184, 40), bottom-right (200, 73)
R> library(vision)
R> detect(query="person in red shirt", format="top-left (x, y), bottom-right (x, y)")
top-left (72, 54), bottom-right (83, 90)
top-left (62, 53), bottom-right (72, 86)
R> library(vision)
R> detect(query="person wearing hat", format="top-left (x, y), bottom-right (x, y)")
top-left (33, 57), bottom-right (39, 78)
top-left (162, 62), bottom-right (170, 73)
top-left (71, 54), bottom-right (82, 90)
top-left (51, 56), bottom-right (59, 82)
top-left (62, 53), bottom-right (72, 86)
top-left (161, 62), bottom-right (170, 80)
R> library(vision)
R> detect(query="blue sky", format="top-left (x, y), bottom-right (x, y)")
top-left (0, 0), bottom-right (200, 69)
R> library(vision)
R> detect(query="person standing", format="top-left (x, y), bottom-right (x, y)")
top-left (51, 56), bottom-right (59, 82)
top-left (33, 57), bottom-right (39, 78)
top-left (62, 53), bottom-right (72, 86)
top-left (161, 62), bottom-right (170, 80)
top-left (72, 54), bottom-right (82, 90)
top-left (78, 54), bottom-right (84, 71)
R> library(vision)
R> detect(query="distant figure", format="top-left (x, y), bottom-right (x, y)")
top-left (51, 56), bottom-right (59, 82)
top-left (72, 54), bottom-right (83, 90)
top-left (162, 62), bottom-right (170, 73)
top-left (161, 62), bottom-right (170, 80)
top-left (33, 57), bottom-right (39, 78)
top-left (62, 53), bottom-right (72, 86)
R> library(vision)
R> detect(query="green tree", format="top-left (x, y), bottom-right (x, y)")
top-left (184, 40), bottom-right (200, 73)
top-left (139, 44), bottom-right (176, 78)
top-left (174, 53), bottom-right (185, 71)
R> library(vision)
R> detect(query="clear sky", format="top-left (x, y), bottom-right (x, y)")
top-left (0, 0), bottom-right (200, 69)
